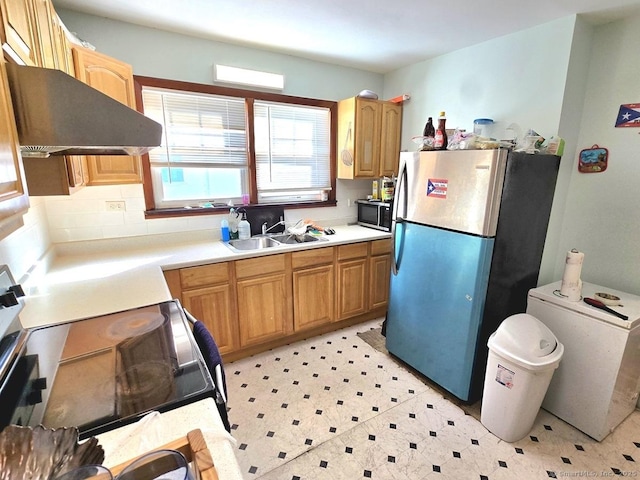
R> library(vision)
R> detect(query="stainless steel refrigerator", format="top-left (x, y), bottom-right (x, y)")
top-left (384, 149), bottom-right (560, 402)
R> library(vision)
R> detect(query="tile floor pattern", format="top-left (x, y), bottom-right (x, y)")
top-left (225, 319), bottom-right (640, 479)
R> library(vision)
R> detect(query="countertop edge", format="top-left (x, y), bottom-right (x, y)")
top-left (21, 225), bottom-right (390, 327)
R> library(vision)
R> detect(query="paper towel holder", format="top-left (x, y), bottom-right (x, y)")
top-left (554, 248), bottom-right (584, 301)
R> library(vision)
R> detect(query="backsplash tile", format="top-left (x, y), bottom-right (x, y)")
top-left (41, 179), bottom-right (373, 244)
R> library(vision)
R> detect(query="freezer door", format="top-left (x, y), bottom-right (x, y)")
top-left (397, 149), bottom-right (507, 236)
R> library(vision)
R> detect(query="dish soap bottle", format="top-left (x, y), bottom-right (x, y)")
top-left (434, 111), bottom-right (448, 150)
top-left (220, 218), bottom-right (230, 242)
top-left (238, 210), bottom-right (251, 240)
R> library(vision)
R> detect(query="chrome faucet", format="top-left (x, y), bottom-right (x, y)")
top-left (262, 216), bottom-right (285, 235)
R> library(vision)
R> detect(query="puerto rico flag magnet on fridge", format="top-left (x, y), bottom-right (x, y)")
top-left (427, 179), bottom-right (448, 198)
top-left (615, 103), bottom-right (640, 127)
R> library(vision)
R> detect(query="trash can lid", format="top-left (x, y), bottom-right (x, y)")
top-left (488, 313), bottom-right (560, 366)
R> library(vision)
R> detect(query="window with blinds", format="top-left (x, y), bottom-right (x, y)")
top-left (142, 87), bottom-right (248, 208)
top-left (254, 101), bottom-right (331, 203)
top-left (140, 81), bottom-right (333, 210)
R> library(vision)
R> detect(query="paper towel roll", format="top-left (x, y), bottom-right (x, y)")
top-left (560, 249), bottom-right (584, 301)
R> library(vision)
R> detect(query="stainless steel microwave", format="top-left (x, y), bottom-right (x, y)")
top-left (356, 200), bottom-right (392, 231)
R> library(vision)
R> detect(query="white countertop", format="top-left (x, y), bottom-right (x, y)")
top-left (95, 398), bottom-right (243, 480)
top-left (21, 225), bottom-right (390, 327)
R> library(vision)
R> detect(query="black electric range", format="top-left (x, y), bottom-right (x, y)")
top-left (0, 266), bottom-right (215, 440)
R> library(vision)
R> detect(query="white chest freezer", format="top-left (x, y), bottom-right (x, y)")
top-left (526, 281), bottom-right (640, 441)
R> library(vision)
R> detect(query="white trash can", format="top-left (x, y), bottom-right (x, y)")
top-left (480, 313), bottom-right (564, 442)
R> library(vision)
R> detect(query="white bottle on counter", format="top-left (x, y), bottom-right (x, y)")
top-left (238, 211), bottom-right (251, 240)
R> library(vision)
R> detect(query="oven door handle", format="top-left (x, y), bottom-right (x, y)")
top-left (183, 308), bottom-right (230, 431)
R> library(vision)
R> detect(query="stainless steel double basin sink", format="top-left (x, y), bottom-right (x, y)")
top-left (225, 233), bottom-right (327, 251)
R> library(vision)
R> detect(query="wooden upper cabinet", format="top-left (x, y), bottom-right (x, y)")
top-left (72, 46), bottom-right (142, 185)
top-left (337, 96), bottom-right (402, 179)
top-left (0, 56), bottom-right (29, 238)
top-left (379, 102), bottom-right (402, 177)
top-left (29, 0), bottom-right (56, 68)
top-left (50, 11), bottom-right (73, 74)
top-left (0, 0), bottom-right (38, 66)
top-left (353, 98), bottom-right (380, 177)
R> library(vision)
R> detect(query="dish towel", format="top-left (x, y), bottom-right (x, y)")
top-left (191, 319), bottom-right (231, 433)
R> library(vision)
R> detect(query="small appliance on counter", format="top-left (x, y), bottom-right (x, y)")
top-left (0, 265), bottom-right (219, 440)
top-left (356, 199), bottom-right (392, 231)
top-left (526, 281), bottom-right (640, 441)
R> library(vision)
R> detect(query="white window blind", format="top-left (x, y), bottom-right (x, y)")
top-left (142, 87), bottom-right (248, 207)
top-left (143, 87), bottom-right (247, 167)
top-left (254, 101), bottom-right (331, 203)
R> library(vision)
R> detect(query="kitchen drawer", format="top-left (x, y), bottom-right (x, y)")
top-left (292, 246), bottom-right (334, 269)
top-left (370, 238), bottom-right (392, 256)
top-left (235, 254), bottom-right (286, 279)
top-left (337, 242), bottom-right (368, 261)
top-left (180, 262), bottom-right (229, 289)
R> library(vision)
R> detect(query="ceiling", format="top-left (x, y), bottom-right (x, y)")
top-left (53, 0), bottom-right (640, 74)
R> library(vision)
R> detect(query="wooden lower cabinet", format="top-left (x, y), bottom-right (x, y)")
top-left (336, 243), bottom-right (369, 320)
top-left (369, 239), bottom-right (392, 310)
top-left (164, 239), bottom-right (391, 361)
top-left (182, 284), bottom-right (236, 355)
top-left (235, 254), bottom-right (292, 348)
top-left (237, 272), bottom-right (290, 347)
top-left (293, 264), bottom-right (335, 331)
top-left (337, 258), bottom-right (368, 320)
top-left (291, 246), bottom-right (335, 331)
top-left (165, 262), bottom-right (239, 356)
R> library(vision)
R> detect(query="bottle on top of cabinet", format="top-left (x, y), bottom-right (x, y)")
top-left (434, 111), bottom-right (448, 150)
top-left (422, 117), bottom-right (435, 151)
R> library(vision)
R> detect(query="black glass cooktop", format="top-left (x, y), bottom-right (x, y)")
top-left (1, 300), bottom-right (214, 439)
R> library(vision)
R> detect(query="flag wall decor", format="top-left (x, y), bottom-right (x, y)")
top-left (615, 104), bottom-right (640, 127)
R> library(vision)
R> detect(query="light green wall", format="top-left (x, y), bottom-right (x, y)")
top-left (558, 14), bottom-right (640, 294)
top-left (383, 16), bottom-right (585, 287)
top-left (382, 16), bottom-right (578, 149)
top-left (57, 9), bottom-right (383, 101)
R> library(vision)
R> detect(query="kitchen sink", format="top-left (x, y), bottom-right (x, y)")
top-left (228, 237), bottom-right (280, 250)
top-left (268, 233), bottom-right (323, 244)
top-left (225, 233), bottom-right (327, 251)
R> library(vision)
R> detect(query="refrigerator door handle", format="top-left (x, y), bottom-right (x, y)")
top-left (391, 158), bottom-right (408, 276)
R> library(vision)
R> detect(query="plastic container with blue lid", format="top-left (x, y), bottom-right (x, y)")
top-left (473, 118), bottom-right (494, 137)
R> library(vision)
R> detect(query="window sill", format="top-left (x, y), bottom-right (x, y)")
top-left (144, 200), bottom-right (337, 220)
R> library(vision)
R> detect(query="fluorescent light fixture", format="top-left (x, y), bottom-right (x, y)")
top-left (214, 64), bottom-right (284, 90)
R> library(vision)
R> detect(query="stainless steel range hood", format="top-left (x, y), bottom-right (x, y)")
top-left (5, 63), bottom-right (162, 158)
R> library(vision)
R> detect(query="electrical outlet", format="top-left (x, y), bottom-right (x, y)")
top-left (106, 201), bottom-right (126, 211)
top-left (347, 198), bottom-right (352, 207)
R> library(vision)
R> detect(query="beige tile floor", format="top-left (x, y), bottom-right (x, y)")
top-left (225, 319), bottom-right (640, 479)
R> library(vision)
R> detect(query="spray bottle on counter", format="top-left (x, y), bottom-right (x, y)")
top-left (229, 208), bottom-right (239, 240)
